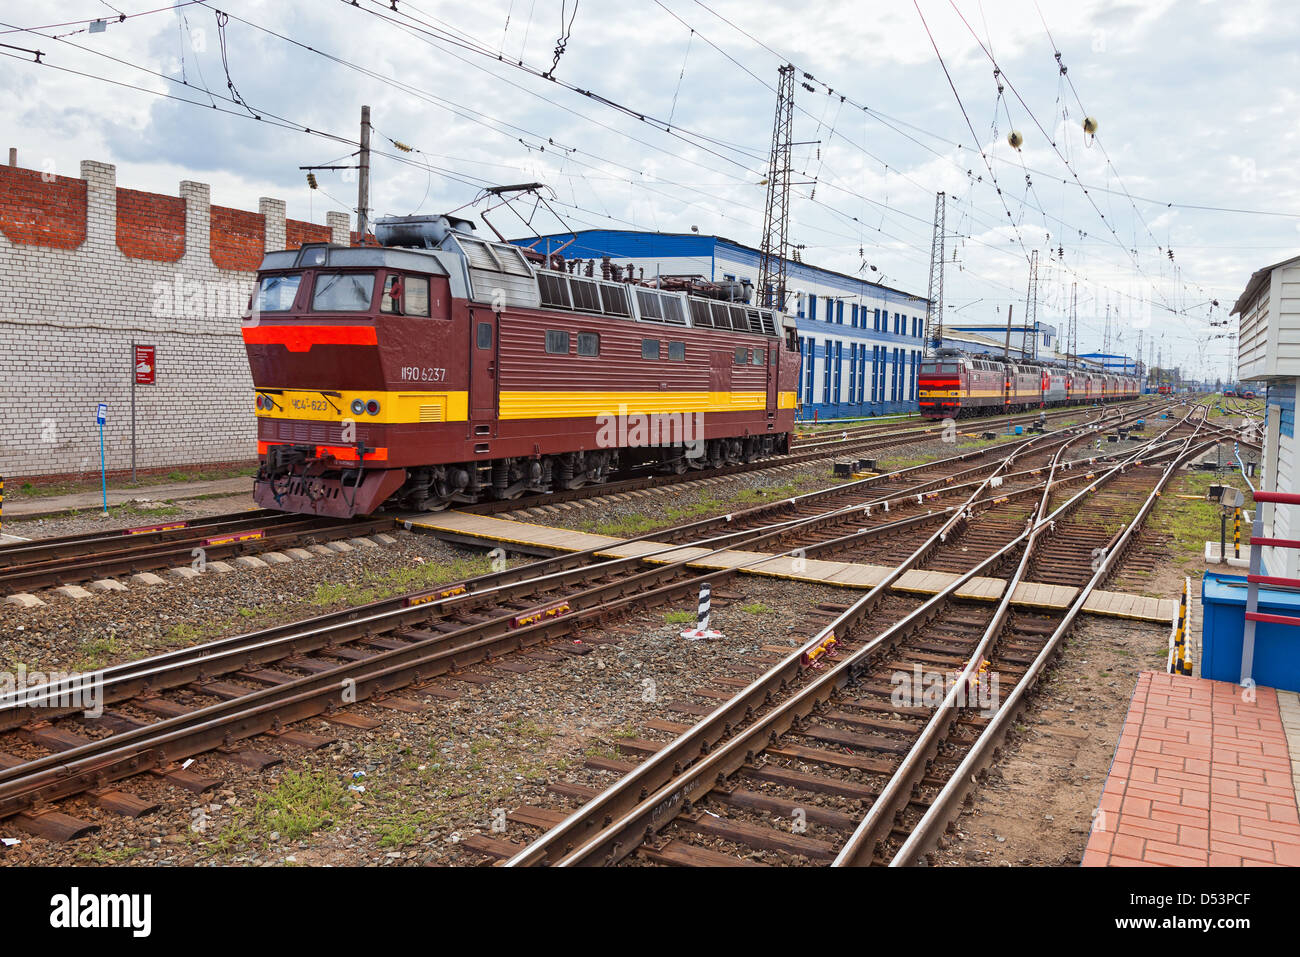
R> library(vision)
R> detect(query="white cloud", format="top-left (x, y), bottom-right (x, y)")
top-left (0, 0), bottom-right (1296, 380)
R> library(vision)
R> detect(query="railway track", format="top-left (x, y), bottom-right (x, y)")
top-left (489, 407), bottom-right (1216, 866)
top-left (0, 511), bottom-right (393, 594)
top-left (461, 399), bottom-right (1160, 515)
top-left (0, 406), bottom-right (1170, 839)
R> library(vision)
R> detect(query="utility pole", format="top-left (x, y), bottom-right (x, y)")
top-left (1003, 303), bottom-right (1014, 360)
top-left (1021, 249), bottom-right (1038, 361)
top-left (1069, 282), bottom-right (1078, 369)
top-left (758, 65), bottom-right (796, 312)
top-left (357, 104), bottom-right (372, 244)
top-left (924, 191), bottom-right (946, 354)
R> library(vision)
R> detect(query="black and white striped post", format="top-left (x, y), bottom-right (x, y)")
top-left (680, 581), bottom-right (724, 640)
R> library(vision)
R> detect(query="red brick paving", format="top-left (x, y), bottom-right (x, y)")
top-left (1082, 671), bottom-right (1300, 867)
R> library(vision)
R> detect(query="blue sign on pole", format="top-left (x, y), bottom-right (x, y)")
top-left (96, 403), bottom-right (107, 513)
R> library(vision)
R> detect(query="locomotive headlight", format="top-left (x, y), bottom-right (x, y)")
top-left (351, 399), bottom-right (365, 415)
top-left (366, 399), bottom-right (381, 416)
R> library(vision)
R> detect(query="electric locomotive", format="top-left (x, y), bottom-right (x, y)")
top-left (243, 214), bottom-right (801, 517)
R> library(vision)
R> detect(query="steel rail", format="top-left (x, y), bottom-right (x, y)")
top-left (501, 420), bottom-right (1135, 867)
top-left (505, 412), bottom-right (1197, 866)
top-left (1, 407), bottom-right (1139, 716)
top-left (888, 429), bottom-right (1217, 866)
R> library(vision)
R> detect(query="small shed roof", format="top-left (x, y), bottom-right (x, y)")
top-left (1231, 252), bottom-right (1300, 315)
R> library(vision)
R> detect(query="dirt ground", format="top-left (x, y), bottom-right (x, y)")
top-left (934, 615), bottom-right (1170, 866)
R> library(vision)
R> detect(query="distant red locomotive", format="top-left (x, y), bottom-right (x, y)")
top-left (917, 350), bottom-right (1138, 418)
top-left (243, 215), bottom-right (800, 517)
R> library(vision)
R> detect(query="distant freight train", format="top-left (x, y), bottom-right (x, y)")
top-left (917, 349), bottom-right (1139, 419)
top-left (243, 214), bottom-right (800, 517)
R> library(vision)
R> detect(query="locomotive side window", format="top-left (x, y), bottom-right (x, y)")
top-left (380, 275), bottom-right (430, 317)
top-left (476, 322), bottom-right (493, 349)
top-left (668, 341), bottom-right (686, 361)
top-left (254, 274), bottom-right (301, 312)
top-left (312, 272), bottom-right (375, 311)
top-left (569, 277), bottom-right (602, 313)
top-left (577, 333), bottom-right (600, 357)
top-left (599, 283), bottom-right (630, 316)
top-left (545, 330), bottom-right (571, 354)
top-left (538, 273), bottom-right (571, 309)
top-left (661, 296), bottom-right (686, 325)
top-left (734, 348), bottom-right (748, 365)
top-left (642, 339), bottom-right (661, 359)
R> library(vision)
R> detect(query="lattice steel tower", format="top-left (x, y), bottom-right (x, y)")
top-left (924, 191), bottom-right (946, 353)
top-left (758, 65), bottom-right (796, 312)
top-left (1021, 249), bottom-right (1039, 360)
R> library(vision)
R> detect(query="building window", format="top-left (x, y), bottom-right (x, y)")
top-left (823, 339), bottom-right (832, 400)
top-left (858, 347), bottom-right (866, 403)
top-left (577, 332), bottom-right (599, 357)
top-left (849, 343), bottom-right (857, 401)
top-left (809, 295), bottom-right (818, 321)
top-left (546, 330), bottom-right (571, 354)
top-left (836, 301), bottom-right (844, 325)
top-left (642, 339), bottom-right (660, 359)
top-left (668, 341), bottom-right (686, 361)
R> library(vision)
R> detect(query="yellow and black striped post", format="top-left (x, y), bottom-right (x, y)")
top-left (1171, 582), bottom-right (1192, 676)
top-left (1233, 507), bottom-right (1241, 560)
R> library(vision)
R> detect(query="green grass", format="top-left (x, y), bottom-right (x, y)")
top-left (75, 635), bottom-right (123, 670)
top-left (1147, 471), bottom-right (1232, 570)
top-left (310, 556), bottom-right (493, 607)
top-left (741, 601), bottom-right (773, 614)
top-left (213, 770), bottom-right (351, 850)
top-left (10, 465), bottom-right (257, 500)
top-left (663, 610), bottom-right (695, 624)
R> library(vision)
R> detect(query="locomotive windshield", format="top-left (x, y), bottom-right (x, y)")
top-left (312, 272), bottom-right (376, 311)
top-left (254, 273), bottom-right (301, 312)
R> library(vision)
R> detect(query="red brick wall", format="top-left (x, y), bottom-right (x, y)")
top-left (116, 187), bottom-right (185, 261)
top-left (210, 204), bottom-right (265, 270)
top-left (0, 166), bottom-right (87, 249)
top-left (287, 218), bottom-right (331, 248)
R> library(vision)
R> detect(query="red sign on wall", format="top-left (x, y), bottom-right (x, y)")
top-left (134, 345), bottom-right (156, 385)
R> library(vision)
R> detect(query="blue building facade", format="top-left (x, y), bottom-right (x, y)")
top-left (512, 230), bottom-right (930, 418)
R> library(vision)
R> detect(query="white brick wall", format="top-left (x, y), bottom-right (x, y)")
top-left (0, 162), bottom-right (349, 480)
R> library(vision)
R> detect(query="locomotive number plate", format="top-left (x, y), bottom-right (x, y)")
top-left (400, 367), bottom-right (448, 382)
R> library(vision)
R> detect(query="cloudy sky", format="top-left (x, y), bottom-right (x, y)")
top-left (3, 0), bottom-right (1298, 382)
